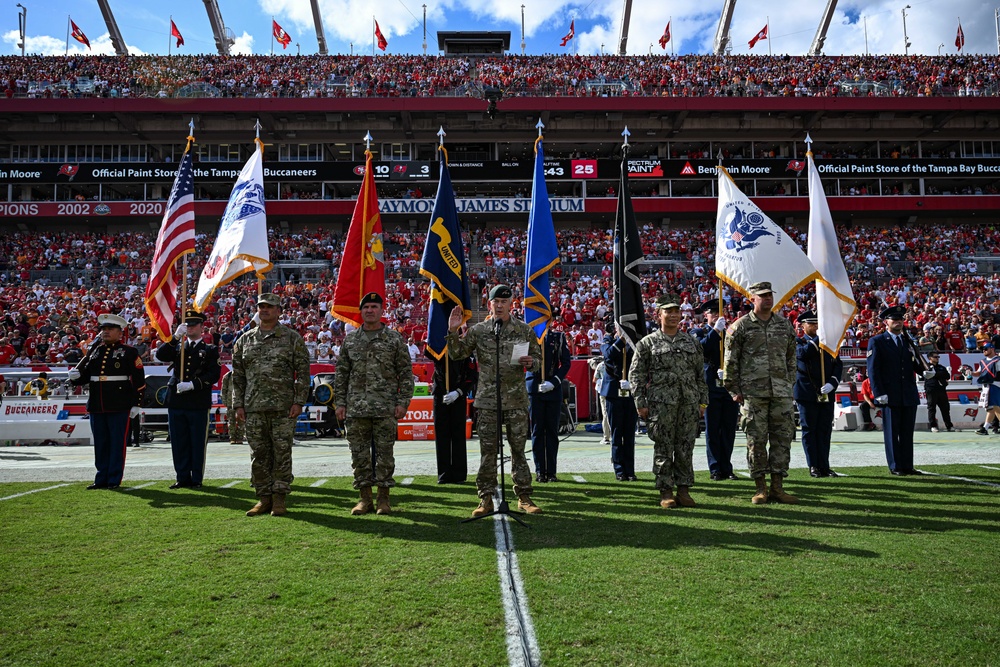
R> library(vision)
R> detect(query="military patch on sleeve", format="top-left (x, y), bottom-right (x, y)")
top-left (135, 357), bottom-right (144, 368)
top-left (866, 348), bottom-right (873, 358)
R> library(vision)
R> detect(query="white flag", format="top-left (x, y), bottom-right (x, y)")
top-left (194, 147), bottom-right (272, 311)
top-left (715, 166), bottom-right (818, 308)
top-left (807, 152), bottom-right (857, 355)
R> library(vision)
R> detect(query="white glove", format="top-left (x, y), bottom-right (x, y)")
top-left (820, 382), bottom-right (835, 394)
top-left (539, 381), bottom-right (555, 393)
top-left (68, 368), bottom-right (81, 381)
top-left (618, 379), bottom-right (632, 392)
top-left (923, 370), bottom-right (935, 380)
top-left (173, 323), bottom-right (188, 339)
top-left (713, 317), bottom-right (726, 332)
top-left (717, 369), bottom-right (724, 380)
top-left (875, 395), bottom-right (889, 406)
top-left (129, 407), bottom-right (142, 419)
top-left (251, 313), bottom-right (261, 326)
top-left (442, 390), bottom-right (461, 405)
top-left (176, 381), bottom-right (195, 393)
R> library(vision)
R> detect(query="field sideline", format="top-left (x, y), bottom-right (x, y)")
top-left (2, 449), bottom-right (998, 666)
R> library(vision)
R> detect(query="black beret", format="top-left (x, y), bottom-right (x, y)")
top-left (489, 284), bottom-right (513, 299)
top-left (360, 292), bottom-right (384, 307)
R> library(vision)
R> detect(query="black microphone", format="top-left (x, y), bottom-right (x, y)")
top-left (493, 318), bottom-right (503, 336)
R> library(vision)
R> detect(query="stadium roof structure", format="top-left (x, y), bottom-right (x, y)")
top-left (437, 31), bottom-right (510, 56)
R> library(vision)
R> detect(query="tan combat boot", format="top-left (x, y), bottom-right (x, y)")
top-left (351, 487), bottom-right (374, 515)
top-left (375, 487), bottom-right (392, 515)
top-left (659, 488), bottom-right (678, 509)
top-left (751, 477), bottom-right (769, 505)
top-left (246, 496), bottom-right (272, 516)
top-left (517, 495), bottom-right (542, 514)
top-left (270, 494), bottom-right (287, 516)
top-left (769, 474), bottom-right (799, 504)
top-left (472, 496), bottom-right (494, 517)
top-left (676, 486), bottom-right (696, 508)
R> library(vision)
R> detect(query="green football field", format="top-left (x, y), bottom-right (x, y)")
top-left (2, 465), bottom-right (998, 667)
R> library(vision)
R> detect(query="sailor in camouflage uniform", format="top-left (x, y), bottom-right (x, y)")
top-left (630, 295), bottom-right (708, 509)
top-left (334, 292), bottom-right (414, 516)
top-left (231, 293), bottom-right (310, 517)
top-left (447, 285), bottom-right (543, 517)
top-left (68, 313), bottom-right (146, 490)
top-left (723, 282), bottom-right (799, 505)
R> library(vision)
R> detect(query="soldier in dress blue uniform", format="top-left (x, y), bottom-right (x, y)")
top-left (691, 299), bottom-right (739, 481)
top-left (428, 348), bottom-right (478, 484)
top-left (155, 309), bottom-right (222, 489)
top-left (601, 327), bottom-right (638, 481)
top-left (866, 305), bottom-right (922, 476)
top-left (68, 313), bottom-right (146, 490)
top-left (526, 328), bottom-right (572, 482)
top-left (794, 310), bottom-right (844, 478)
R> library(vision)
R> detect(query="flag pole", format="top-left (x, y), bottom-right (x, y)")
top-left (767, 16), bottom-right (771, 56)
top-left (437, 125), bottom-right (451, 393)
top-left (803, 131), bottom-right (827, 401)
top-left (535, 119), bottom-right (547, 382)
top-left (620, 126), bottom-right (630, 384)
top-left (271, 16), bottom-right (275, 56)
top-left (65, 16), bottom-right (70, 56)
top-left (178, 119), bottom-right (195, 382)
top-left (716, 150), bottom-right (725, 366)
top-left (168, 16), bottom-right (172, 56)
top-left (255, 118), bottom-right (265, 296)
top-left (670, 17), bottom-right (674, 57)
top-left (373, 16), bottom-right (376, 57)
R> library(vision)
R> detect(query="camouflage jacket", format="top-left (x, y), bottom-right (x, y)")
top-left (629, 330), bottom-right (708, 411)
top-left (333, 324), bottom-right (414, 418)
top-left (221, 370), bottom-right (234, 408)
top-left (446, 317), bottom-right (541, 411)
top-left (231, 324), bottom-right (310, 412)
top-left (723, 311), bottom-right (797, 398)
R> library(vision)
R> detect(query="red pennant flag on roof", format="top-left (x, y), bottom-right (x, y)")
top-left (171, 20), bottom-right (184, 48)
top-left (375, 20), bottom-right (388, 51)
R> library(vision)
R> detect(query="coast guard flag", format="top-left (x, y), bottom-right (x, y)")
top-left (419, 154), bottom-right (472, 360)
top-left (523, 139), bottom-right (560, 343)
top-left (194, 146), bottom-right (272, 311)
top-left (715, 166), bottom-right (818, 309)
top-left (613, 152), bottom-right (647, 351)
top-left (807, 152), bottom-right (857, 355)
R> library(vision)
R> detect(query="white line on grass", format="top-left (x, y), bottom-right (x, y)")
top-left (401, 477), bottom-right (414, 486)
top-left (0, 483), bottom-right (71, 502)
top-left (915, 470), bottom-right (1000, 488)
top-left (734, 471), bottom-right (753, 478)
top-left (221, 480), bottom-right (241, 489)
top-left (123, 482), bottom-right (156, 491)
top-left (572, 475), bottom-right (587, 483)
top-left (980, 465), bottom-right (1000, 472)
top-left (492, 496), bottom-right (541, 667)
top-left (310, 479), bottom-right (328, 488)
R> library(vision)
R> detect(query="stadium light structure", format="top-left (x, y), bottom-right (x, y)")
top-left (16, 3), bottom-right (25, 57)
top-left (901, 5), bottom-right (911, 56)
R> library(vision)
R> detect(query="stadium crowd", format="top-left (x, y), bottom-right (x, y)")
top-left (1, 53), bottom-right (999, 99)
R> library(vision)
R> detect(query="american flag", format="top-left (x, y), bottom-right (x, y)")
top-left (144, 151), bottom-right (195, 342)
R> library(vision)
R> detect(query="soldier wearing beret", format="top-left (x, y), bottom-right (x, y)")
top-left (447, 284), bottom-right (543, 517)
top-left (155, 309), bottom-right (221, 489)
top-left (630, 295), bottom-right (708, 509)
top-left (232, 293), bottom-right (311, 517)
top-left (68, 313), bottom-right (146, 490)
top-left (691, 298), bottom-right (740, 481)
top-left (867, 305), bottom-right (923, 475)
top-left (723, 282), bottom-right (799, 504)
top-left (334, 292), bottom-right (414, 515)
top-left (794, 310), bottom-right (843, 478)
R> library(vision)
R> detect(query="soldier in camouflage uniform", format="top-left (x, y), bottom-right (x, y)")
top-left (723, 282), bottom-right (799, 504)
top-left (630, 295), bottom-right (708, 509)
top-left (221, 369), bottom-right (244, 444)
top-left (334, 292), bottom-right (414, 516)
top-left (232, 293), bottom-right (310, 517)
top-left (447, 285), bottom-right (543, 517)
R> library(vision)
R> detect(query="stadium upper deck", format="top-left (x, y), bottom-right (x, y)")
top-left (2, 55), bottom-right (1000, 230)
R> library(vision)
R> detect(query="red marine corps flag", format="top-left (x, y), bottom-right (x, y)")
top-left (748, 24), bottom-right (768, 49)
top-left (560, 20), bottom-right (575, 47)
top-left (70, 18), bottom-right (91, 50)
top-left (374, 20), bottom-right (388, 51)
top-left (658, 22), bottom-right (671, 49)
top-left (171, 20), bottom-right (184, 48)
top-left (272, 20), bottom-right (292, 49)
top-left (956, 21), bottom-right (965, 52)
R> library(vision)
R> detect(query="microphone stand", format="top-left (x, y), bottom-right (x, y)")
top-left (464, 317), bottom-right (529, 527)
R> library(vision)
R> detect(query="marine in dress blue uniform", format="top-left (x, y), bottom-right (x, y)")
top-left (155, 309), bottom-right (222, 489)
top-left (692, 299), bottom-right (739, 480)
top-left (428, 350), bottom-right (477, 484)
top-left (69, 313), bottom-right (146, 489)
top-left (526, 329), bottom-right (571, 482)
top-left (601, 330), bottom-right (637, 480)
top-left (866, 305), bottom-right (921, 476)
top-left (794, 310), bottom-right (844, 478)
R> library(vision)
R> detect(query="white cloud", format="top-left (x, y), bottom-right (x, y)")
top-left (231, 32), bottom-right (256, 56)
top-left (0, 29), bottom-right (146, 56)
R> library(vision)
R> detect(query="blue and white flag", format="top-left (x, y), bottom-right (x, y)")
top-left (194, 145), bottom-right (272, 311)
top-left (524, 138), bottom-right (560, 343)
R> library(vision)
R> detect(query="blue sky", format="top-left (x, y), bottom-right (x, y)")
top-left (2, 0), bottom-right (992, 57)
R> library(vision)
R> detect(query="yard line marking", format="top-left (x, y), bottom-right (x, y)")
top-left (221, 480), bottom-right (241, 489)
top-left (492, 504), bottom-right (541, 667)
top-left (401, 477), bottom-right (414, 486)
top-left (980, 465), bottom-right (1000, 472)
top-left (572, 475), bottom-right (587, 483)
top-left (915, 470), bottom-right (1000, 488)
top-left (123, 482), bottom-right (156, 491)
top-left (310, 479), bottom-right (328, 488)
top-left (0, 483), bottom-right (71, 502)
top-left (734, 471), bottom-right (753, 478)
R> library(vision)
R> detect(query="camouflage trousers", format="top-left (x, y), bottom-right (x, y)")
top-left (345, 416), bottom-right (397, 489)
top-left (741, 396), bottom-right (794, 478)
top-left (476, 408), bottom-right (533, 499)
top-left (245, 411), bottom-right (295, 497)
top-left (227, 407), bottom-right (244, 442)
top-left (648, 402), bottom-right (700, 489)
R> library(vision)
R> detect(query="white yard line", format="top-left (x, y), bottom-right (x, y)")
top-left (734, 471), bottom-right (753, 478)
top-left (492, 504), bottom-right (541, 667)
top-left (980, 465), bottom-right (1000, 472)
top-left (915, 469), bottom-right (1000, 488)
top-left (0, 483), bottom-right (71, 502)
top-left (572, 475), bottom-right (587, 483)
top-left (123, 482), bottom-right (156, 491)
top-left (401, 477), bottom-right (414, 486)
top-left (309, 479), bottom-right (328, 488)
top-left (221, 480), bottom-right (241, 489)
